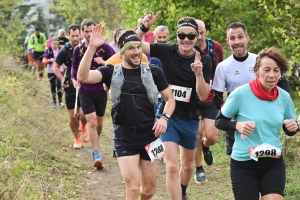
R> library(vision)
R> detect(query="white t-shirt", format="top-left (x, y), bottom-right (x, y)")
top-left (213, 52), bottom-right (257, 93)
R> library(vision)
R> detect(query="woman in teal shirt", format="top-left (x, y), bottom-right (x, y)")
top-left (215, 47), bottom-right (299, 200)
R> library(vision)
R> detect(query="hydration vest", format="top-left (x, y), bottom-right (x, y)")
top-left (110, 63), bottom-right (159, 108)
top-left (206, 38), bottom-right (217, 78)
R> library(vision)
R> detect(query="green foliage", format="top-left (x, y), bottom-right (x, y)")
top-left (262, 0), bottom-right (300, 62)
top-left (118, 0), bottom-right (299, 58)
top-left (0, 0), bottom-right (27, 57)
top-left (50, 0), bottom-right (123, 32)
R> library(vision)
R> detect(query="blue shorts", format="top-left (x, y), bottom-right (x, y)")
top-left (160, 117), bottom-right (199, 149)
top-left (33, 51), bottom-right (44, 62)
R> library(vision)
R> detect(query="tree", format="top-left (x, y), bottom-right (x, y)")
top-left (118, 0), bottom-right (297, 58)
top-left (49, 0), bottom-right (123, 32)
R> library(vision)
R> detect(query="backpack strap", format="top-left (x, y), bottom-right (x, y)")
top-left (206, 38), bottom-right (217, 78)
top-left (48, 47), bottom-right (54, 59)
top-left (110, 64), bottom-right (124, 108)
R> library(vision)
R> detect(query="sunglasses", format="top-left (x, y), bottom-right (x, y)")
top-left (177, 33), bottom-right (197, 40)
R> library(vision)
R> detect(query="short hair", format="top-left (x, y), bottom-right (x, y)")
top-left (254, 46), bottom-right (289, 75)
top-left (58, 29), bottom-right (66, 37)
top-left (81, 19), bottom-right (96, 31)
top-left (68, 24), bottom-right (81, 34)
top-left (154, 26), bottom-right (169, 36)
top-left (227, 22), bottom-right (248, 36)
top-left (52, 36), bottom-right (59, 42)
top-left (113, 28), bottom-right (125, 43)
top-left (35, 27), bottom-right (40, 31)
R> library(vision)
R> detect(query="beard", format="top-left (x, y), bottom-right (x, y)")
top-left (124, 55), bottom-right (141, 68)
top-left (71, 40), bottom-right (79, 47)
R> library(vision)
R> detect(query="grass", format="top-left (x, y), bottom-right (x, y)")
top-left (0, 54), bottom-right (300, 199)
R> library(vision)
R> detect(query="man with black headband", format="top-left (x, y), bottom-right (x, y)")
top-left (77, 25), bottom-right (175, 200)
top-left (136, 12), bottom-right (212, 200)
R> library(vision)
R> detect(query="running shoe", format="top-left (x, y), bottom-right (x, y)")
top-left (202, 142), bottom-right (213, 165)
top-left (52, 102), bottom-right (56, 108)
top-left (73, 137), bottom-right (82, 150)
top-left (92, 151), bottom-right (103, 169)
top-left (59, 102), bottom-right (65, 108)
top-left (81, 126), bottom-right (90, 142)
top-left (182, 194), bottom-right (188, 200)
top-left (194, 169), bottom-right (207, 184)
top-left (159, 154), bottom-right (166, 164)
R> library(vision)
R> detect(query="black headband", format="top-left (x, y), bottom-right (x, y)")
top-left (118, 32), bottom-right (141, 49)
top-left (177, 20), bottom-right (198, 34)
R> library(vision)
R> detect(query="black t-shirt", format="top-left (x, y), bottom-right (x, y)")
top-left (55, 44), bottom-right (75, 92)
top-left (98, 64), bottom-right (169, 129)
top-left (150, 43), bottom-right (212, 119)
top-left (59, 37), bottom-right (69, 48)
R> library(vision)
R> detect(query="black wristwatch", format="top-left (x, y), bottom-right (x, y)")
top-left (297, 123), bottom-right (300, 132)
top-left (162, 113), bottom-right (171, 122)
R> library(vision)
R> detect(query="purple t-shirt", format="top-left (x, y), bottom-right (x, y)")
top-left (71, 42), bottom-right (115, 92)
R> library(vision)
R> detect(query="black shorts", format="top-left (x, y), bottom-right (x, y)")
top-left (230, 157), bottom-right (285, 200)
top-left (65, 91), bottom-right (80, 110)
top-left (33, 51), bottom-right (44, 62)
top-left (79, 90), bottom-right (107, 116)
top-left (198, 101), bottom-right (219, 120)
top-left (113, 125), bottom-right (157, 160)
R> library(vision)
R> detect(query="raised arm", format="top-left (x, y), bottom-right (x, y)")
top-left (136, 11), bottom-right (161, 55)
top-left (191, 51), bottom-right (210, 100)
top-left (77, 24), bottom-right (108, 84)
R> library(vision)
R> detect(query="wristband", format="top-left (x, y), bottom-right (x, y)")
top-left (162, 113), bottom-right (171, 122)
top-left (195, 73), bottom-right (202, 76)
top-left (161, 116), bottom-right (169, 122)
top-left (140, 24), bottom-right (150, 33)
top-left (297, 123), bottom-right (300, 132)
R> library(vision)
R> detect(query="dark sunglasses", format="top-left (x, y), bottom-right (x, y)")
top-left (177, 33), bottom-right (197, 40)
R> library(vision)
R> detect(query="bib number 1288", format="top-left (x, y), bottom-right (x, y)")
top-left (145, 138), bottom-right (165, 163)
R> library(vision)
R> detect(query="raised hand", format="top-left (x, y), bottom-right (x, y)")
top-left (89, 24), bottom-right (109, 48)
top-left (191, 51), bottom-right (203, 76)
top-left (143, 11), bottom-right (161, 29)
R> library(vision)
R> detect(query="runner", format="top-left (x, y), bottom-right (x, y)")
top-left (53, 24), bottom-right (89, 150)
top-left (28, 27), bottom-right (47, 81)
top-left (71, 19), bottom-right (115, 169)
top-left (58, 29), bottom-right (69, 48)
top-left (137, 12), bottom-right (212, 200)
top-left (213, 22), bottom-right (290, 156)
top-left (24, 29), bottom-right (35, 72)
top-left (215, 46), bottom-right (299, 200)
top-left (193, 19), bottom-right (224, 184)
top-left (42, 36), bottom-right (65, 108)
top-left (109, 28), bottom-right (123, 53)
top-left (77, 25), bottom-right (175, 200)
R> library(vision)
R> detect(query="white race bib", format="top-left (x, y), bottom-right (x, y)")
top-left (145, 138), bottom-right (165, 163)
top-left (170, 85), bottom-right (192, 102)
top-left (248, 143), bottom-right (281, 161)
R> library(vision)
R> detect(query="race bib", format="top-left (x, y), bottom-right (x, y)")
top-left (248, 143), bottom-right (281, 161)
top-left (170, 85), bottom-right (192, 102)
top-left (145, 138), bottom-right (165, 163)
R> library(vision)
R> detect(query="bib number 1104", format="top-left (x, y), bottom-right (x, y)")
top-left (170, 85), bottom-right (192, 102)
